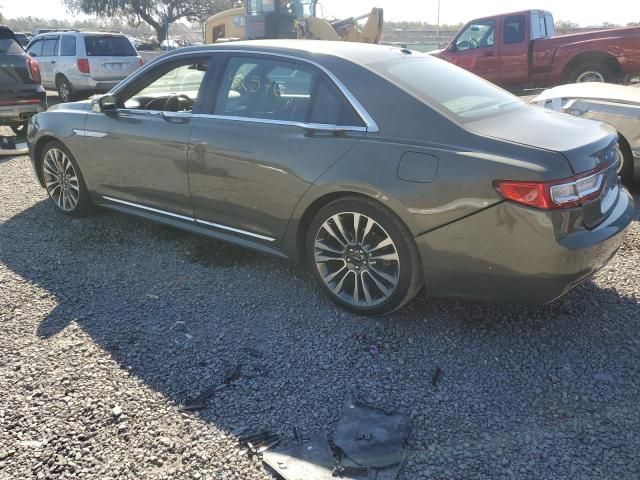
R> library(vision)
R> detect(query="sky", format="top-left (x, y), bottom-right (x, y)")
top-left (3, 0), bottom-right (639, 27)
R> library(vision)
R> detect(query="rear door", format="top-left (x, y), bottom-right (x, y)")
top-left (499, 14), bottom-right (529, 86)
top-left (83, 35), bottom-right (140, 81)
top-left (187, 53), bottom-right (366, 244)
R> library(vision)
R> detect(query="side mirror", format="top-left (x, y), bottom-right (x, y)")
top-left (93, 94), bottom-right (117, 113)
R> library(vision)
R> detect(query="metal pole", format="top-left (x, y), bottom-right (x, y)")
top-left (436, 0), bottom-right (441, 45)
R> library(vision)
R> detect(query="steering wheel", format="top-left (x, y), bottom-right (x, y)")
top-left (163, 94), bottom-right (194, 112)
top-left (469, 38), bottom-right (479, 49)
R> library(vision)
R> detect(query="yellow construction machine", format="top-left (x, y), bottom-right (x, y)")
top-left (205, 0), bottom-right (383, 44)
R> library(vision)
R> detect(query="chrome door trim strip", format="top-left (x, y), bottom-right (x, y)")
top-left (195, 218), bottom-right (276, 242)
top-left (112, 48), bottom-right (379, 133)
top-left (101, 196), bottom-right (276, 242)
top-left (190, 114), bottom-right (367, 132)
top-left (73, 129), bottom-right (108, 138)
top-left (102, 196), bottom-right (195, 222)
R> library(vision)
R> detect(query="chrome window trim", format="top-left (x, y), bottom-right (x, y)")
top-left (190, 113), bottom-right (367, 132)
top-left (113, 48), bottom-right (380, 133)
top-left (102, 196), bottom-right (276, 242)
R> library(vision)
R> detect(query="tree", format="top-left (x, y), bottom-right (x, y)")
top-left (555, 20), bottom-right (578, 30)
top-left (64, 0), bottom-right (232, 42)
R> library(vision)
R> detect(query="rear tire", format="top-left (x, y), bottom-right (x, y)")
top-left (306, 196), bottom-right (424, 316)
top-left (568, 62), bottom-right (615, 84)
top-left (618, 135), bottom-right (635, 186)
top-left (56, 76), bottom-right (75, 103)
top-left (40, 141), bottom-right (92, 216)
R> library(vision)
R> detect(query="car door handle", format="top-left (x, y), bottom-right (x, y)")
top-left (484, 51), bottom-right (493, 57)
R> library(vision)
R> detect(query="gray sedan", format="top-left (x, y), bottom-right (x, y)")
top-left (27, 41), bottom-right (635, 315)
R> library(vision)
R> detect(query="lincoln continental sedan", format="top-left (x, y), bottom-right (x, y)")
top-left (28, 41), bottom-right (635, 315)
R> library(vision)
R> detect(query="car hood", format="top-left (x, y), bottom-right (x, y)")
top-left (466, 105), bottom-right (618, 174)
top-left (48, 100), bottom-right (93, 112)
top-left (535, 83), bottom-right (640, 106)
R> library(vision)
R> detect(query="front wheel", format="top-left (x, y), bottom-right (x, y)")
top-left (306, 197), bottom-right (424, 316)
top-left (40, 141), bottom-right (92, 216)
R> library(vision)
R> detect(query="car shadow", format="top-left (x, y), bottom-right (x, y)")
top-left (2, 198), bottom-right (640, 477)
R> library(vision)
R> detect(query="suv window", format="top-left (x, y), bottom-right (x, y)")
top-left (215, 56), bottom-right (362, 126)
top-left (84, 35), bottom-right (136, 56)
top-left (42, 37), bottom-right (59, 56)
top-left (455, 20), bottom-right (495, 50)
top-left (0, 37), bottom-right (23, 55)
top-left (504, 15), bottom-right (525, 44)
top-left (122, 58), bottom-right (209, 112)
top-left (60, 35), bottom-right (76, 56)
top-left (27, 39), bottom-right (43, 57)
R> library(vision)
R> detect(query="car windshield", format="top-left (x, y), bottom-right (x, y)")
top-left (371, 55), bottom-right (524, 121)
top-left (83, 35), bottom-right (136, 56)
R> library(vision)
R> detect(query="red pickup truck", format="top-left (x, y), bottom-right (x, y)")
top-left (432, 10), bottom-right (640, 89)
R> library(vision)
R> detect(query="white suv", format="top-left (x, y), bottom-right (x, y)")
top-left (26, 31), bottom-right (143, 102)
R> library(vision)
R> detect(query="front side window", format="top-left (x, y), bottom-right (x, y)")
top-left (84, 35), bottom-right (136, 57)
top-left (42, 37), bottom-right (59, 56)
top-left (504, 16), bottom-right (525, 44)
top-left (122, 58), bottom-right (209, 112)
top-left (373, 56), bottom-right (524, 121)
top-left (60, 35), bottom-right (77, 56)
top-left (214, 56), bottom-right (363, 126)
top-left (455, 20), bottom-right (495, 50)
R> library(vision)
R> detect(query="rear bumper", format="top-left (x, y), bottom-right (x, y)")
top-left (415, 189), bottom-right (635, 304)
top-left (0, 97), bottom-right (46, 125)
top-left (71, 76), bottom-right (123, 92)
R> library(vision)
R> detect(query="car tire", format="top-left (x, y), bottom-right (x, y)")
top-left (618, 135), bottom-right (635, 186)
top-left (568, 62), bottom-right (616, 84)
top-left (56, 76), bottom-right (75, 103)
top-left (10, 121), bottom-right (27, 136)
top-left (306, 196), bottom-right (424, 316)
top-left (40, 141), bottom-right (92, 216)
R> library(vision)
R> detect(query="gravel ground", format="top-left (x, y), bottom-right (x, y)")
top-left (1, 136), bottom-right (639, 480)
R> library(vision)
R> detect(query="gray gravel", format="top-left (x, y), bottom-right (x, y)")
top-left (1, 139), bottom-right (639, 480)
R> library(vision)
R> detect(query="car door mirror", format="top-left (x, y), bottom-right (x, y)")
top-left (94, 94), bottom-right (117, 114)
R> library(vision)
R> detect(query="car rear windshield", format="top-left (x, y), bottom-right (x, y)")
top-left (371, 56), bottom-right (524, 121)
top-left (0, 29), bottom-right (24, 55)
top-left (83, 35), bottom-right (136, 56)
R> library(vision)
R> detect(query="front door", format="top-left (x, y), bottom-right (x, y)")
top-left (188, 54), bottom-right (367, 243)
top-left (82, 55), bottom-right (211, 217)
top-left (440, 19), bottom-right (500, 85)
top-left (499, 14), bottom-right (529, 86)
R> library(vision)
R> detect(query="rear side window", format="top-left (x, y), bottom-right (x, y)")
top-left (27, 39), bottom-right (43, 57)
top-left (83, 35), bottom-right (136, 56)
top-left (309, 78), bottom-right (363, 126)
top-left (504, 16), bottom-right (525, 44)
top-left (42, 37), bottom-right (59, 56)
top-left (60, 35), bottom-right (76, 56)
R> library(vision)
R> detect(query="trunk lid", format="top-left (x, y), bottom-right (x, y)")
top-left (0, 28), bottom-right (35, 92)
top-left (468, 105), bottom-right (622, 228)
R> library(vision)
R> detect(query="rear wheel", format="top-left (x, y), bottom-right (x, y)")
top-left (618, 135), bottom-right (635, 186)
top-left (306, 197), bottom-right (423, 316)
top-left (568, 62), bottom-right (615, 83)
top-left (56, 76), bottom-right (75, 103)
top-left (10, 122), bottom-right (27, 136)
top-left (40, 141), bottom-right (92, 216)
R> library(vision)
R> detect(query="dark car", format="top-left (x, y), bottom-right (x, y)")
top-left (14, 32), bottom-right (31, 48)
top-left (27, 41), bottom-right (634, 315)
top-left (0, 26), bottom-right (46, 135)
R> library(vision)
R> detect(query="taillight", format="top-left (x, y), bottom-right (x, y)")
top-left (493, 165), bottom-right (608, 210)
top-left (27, 57), bottom-right (41, 84)
top-left (137, 56), bottom-right (144, 67)
top-left (77, 58), bottom-right (90, 74)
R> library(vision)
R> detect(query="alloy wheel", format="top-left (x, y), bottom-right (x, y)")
top-left (576, 71), bottom-right (605, 83)
top-left (314, 212), bottom-right (400, 307)
top-left (59, 81), bottom-right (71, 102)
top-left (42, 148), bottom-right (80, 212)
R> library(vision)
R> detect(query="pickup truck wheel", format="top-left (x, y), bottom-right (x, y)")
top-left (569, 63), bottom-right (614, 83)
top-left (10, 122), bottom-right (27, 136)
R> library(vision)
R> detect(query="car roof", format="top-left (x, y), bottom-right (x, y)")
top-left (161, 40), bottom-right (421, 66)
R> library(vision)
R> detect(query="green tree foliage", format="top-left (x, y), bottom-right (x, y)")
top-left (63, 0), bottom-right (233, 42)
